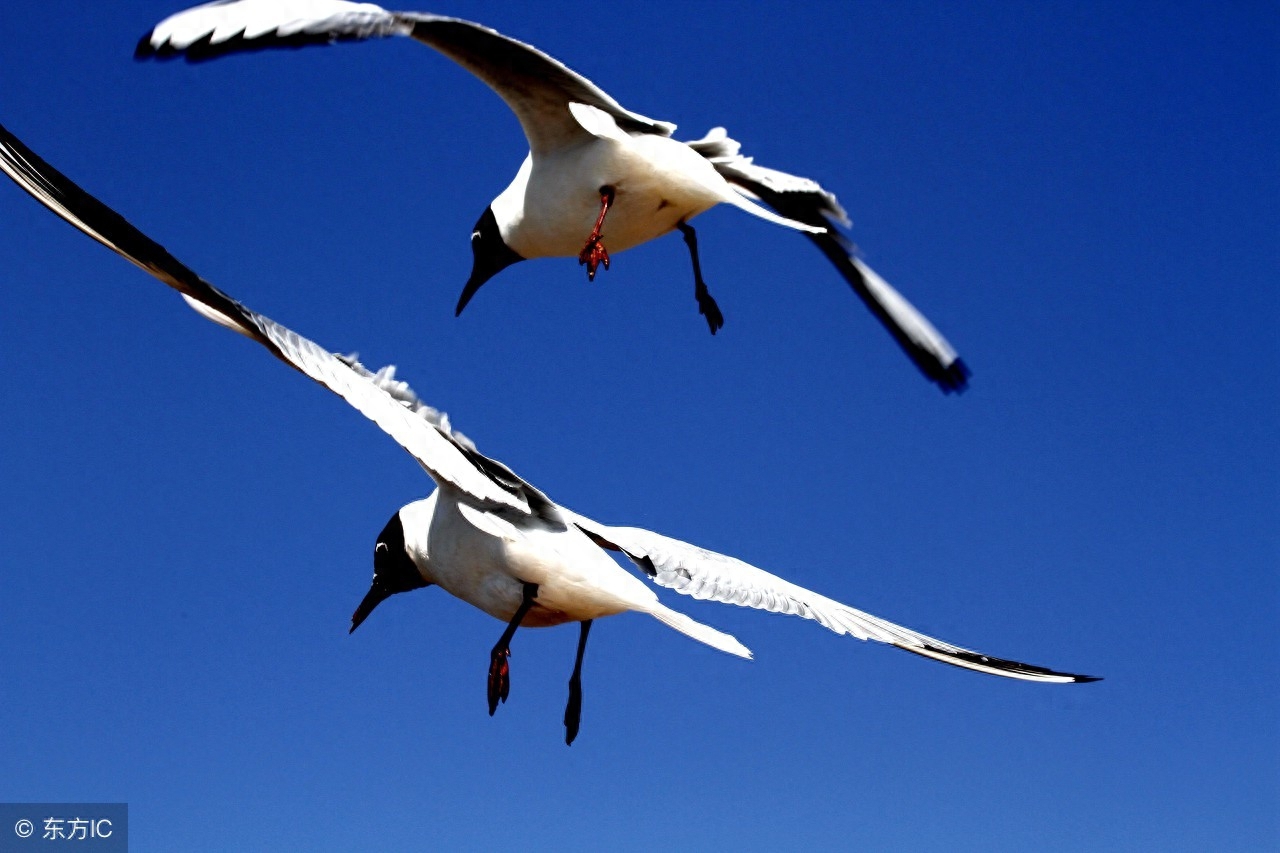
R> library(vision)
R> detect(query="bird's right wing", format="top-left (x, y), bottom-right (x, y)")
top-left (688, 129), bottom-right (971, 394)
top-left (567, 511), bottom-right (1098, 683)
top-left (0, 119), bottom-right (537, 515)
top-left (137, 1), bottom-right (675, 153)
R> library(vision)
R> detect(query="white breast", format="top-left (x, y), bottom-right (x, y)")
top-left (494, 135), bottom-right (730, 259)
top-left (408, 489), bottom-right (659, 626)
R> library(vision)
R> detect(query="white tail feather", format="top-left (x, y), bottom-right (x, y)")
top-left (648, 605), bottom-right (753, 659)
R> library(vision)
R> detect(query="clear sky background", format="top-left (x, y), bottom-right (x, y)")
top-left (1, 1), bottom-right (1275, 850)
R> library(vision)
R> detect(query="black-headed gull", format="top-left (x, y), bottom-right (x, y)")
top-left (136, 0), bottom-right (972, 393)
top-left (0, 121), bottom-right (1093, 745)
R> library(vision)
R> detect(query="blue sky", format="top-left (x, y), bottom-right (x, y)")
top-left (0, 1), bottom-right (1275, 850)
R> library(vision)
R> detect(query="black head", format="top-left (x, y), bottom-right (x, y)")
top-left (349, 512), bottom-right (429, 634)
top-left (455, 206), bottom-right (524, 316)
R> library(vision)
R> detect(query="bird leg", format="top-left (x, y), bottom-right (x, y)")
top-left (578, 186), bottom-right (615, 281)
top-left (564, 619), bottom-right (593, 746)
top-left (676, 221), bottom-right (724, 334)
top-left (488, 582), bottom-right (539, 716)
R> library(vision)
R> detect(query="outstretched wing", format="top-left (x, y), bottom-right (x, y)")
top-left (0, 119), bottom-right (540, 515)
top-left (688, 129), bottom-right (971, 394)
top-left (137, 0), bottom-right (675, 153)
top-left (569, 511), bottom-right (1098, 683)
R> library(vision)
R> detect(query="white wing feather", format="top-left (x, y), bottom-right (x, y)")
top-left (146, 0), bottom-right (405, 49)
top-left (567, 512), bottom-right (1097, 683)
top-left (139, 1), bottom-right (675, 152)
top-left (0, 120), bottom-right (530, 515)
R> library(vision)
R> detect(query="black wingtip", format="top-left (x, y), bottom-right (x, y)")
top-left (134, 33), bottom-right (207, 63)
top-left (134, 33), bottom-right (157, 60)
top-left (934, 358), bottom-right (972, 395)
top-left (899, 642), bottom-right (1100, 683)
top-left (946, 646), bottom-right (1100, 682)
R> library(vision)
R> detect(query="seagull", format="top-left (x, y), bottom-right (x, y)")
top-left (0, 120), bottom-right (1094, 745)
top-left (136, 0), bottom-right (972, 393)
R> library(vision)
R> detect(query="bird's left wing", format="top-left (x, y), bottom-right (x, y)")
top-left (0, 119), bottom-right (535, 515)
top-left (137, 1), bottom-right (675, 153)
top-left (688, 129), bottom-right (971, 394)
top-left (567, 511), bottom-right (1098, 683)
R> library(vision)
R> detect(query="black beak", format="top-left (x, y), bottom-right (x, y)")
top-left (456, 206), bottom-right (523, 316)
top-left (350, 581), bottom-right (393, 634)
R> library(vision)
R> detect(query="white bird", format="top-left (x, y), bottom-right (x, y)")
top-left (136, 0), bottom-right (972, 393)
top-left (0, 120), bottom-right (1094, 745)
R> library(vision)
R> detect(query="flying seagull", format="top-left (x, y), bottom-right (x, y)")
top-left (136, 0), bottom-right (972, 393)
top-left (0, 120), bottom-right (1092, 745)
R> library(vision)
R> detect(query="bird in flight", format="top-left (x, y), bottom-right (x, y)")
top-left (0, 120), bottom-right (1092, 745)
top-left (137, 0), bottom-right (971, 393)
